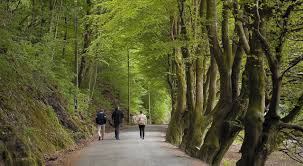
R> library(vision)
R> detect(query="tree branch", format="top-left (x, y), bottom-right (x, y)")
top-left (232, 44), bottom-right (244, 100)
top-left (281, 55), bottom-right (303, 78)
top-left (282, 93), bottom-right (303, 123)
top-left (255, 30), bottom-right (277, 72)
top-left (11, 0), bottom-right (21, 13)
top-left (280, 122), bottom-right (303, 133)
top-left (274, 1), bottom-right (303, 62)
top-left (280, 148), bottom-right (303, 164)
top-left (255, 0), bottom-right (277, 73)
top-left (289, 26), bottom-right (303, 32)
top-left (206, 0), bottom-right (223, 65)
top-left (232, 0), bottom-right (250, 54)
top-left (222, 0), bottom-right (233, 66)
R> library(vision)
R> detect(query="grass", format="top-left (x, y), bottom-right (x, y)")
top-left (222, 159), bottom-right (237, 166)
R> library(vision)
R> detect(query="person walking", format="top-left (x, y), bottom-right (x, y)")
top-left (137, 111), bottom-right (147, 139)
top-left (96, 109), bottom-right (107, 141)
top-left (111, 106), bottom-right (124, 140)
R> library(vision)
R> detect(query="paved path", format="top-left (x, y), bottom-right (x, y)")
top-left (74, 125), bottom-right (205, 166)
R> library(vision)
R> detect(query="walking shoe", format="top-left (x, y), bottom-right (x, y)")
top-left (98, 136), bottom-right (101, 141)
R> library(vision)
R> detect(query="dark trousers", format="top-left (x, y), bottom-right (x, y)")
top-left (139, 125), bottom-right (145, 138)
top-left (114, 125), bottom-right (120, 140)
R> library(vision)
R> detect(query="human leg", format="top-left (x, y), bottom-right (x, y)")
top-left (101, 124), bottom-right (105, 140)
top-left (142, 125), bottom-right (145, 139)
top-left (97, 125), bottom-right (101, 140)
top-left (139, 125), bottom-right (142, 138)
top-left (116, 125), bottom-right (120, 140)
top-left (115, 126), bottom-right (118, 139)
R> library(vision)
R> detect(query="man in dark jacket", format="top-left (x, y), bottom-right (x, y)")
top-left (112, 106), bottom-right (124, 140)
top-left (96, 109), bottom-right (107, 140)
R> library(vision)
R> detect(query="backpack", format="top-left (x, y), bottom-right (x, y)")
top-left (138, 115), bottom-right (145, 125)
top-left (96, 112), bottom-right (106, 125)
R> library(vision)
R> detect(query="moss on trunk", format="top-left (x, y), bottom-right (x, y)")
top-left (198, 59), bottom-right (250, 165)
top-left (166, 112), bottom-right (184, 145)
top-left (166, 48), bottom-right (187, 145)
top-left (198, 101), bottom-right (247, 166)
top-left (237, 31), bottom-right (266, 166)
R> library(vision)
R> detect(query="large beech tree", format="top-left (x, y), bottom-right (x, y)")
top-left (166, 0), bottom-right (303, 165)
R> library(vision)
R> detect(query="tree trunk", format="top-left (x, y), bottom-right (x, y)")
top-left (237, 60), bottom-right (281, 166)
top-left (197, 1), bottom-right (239, 164)
top-left (180, 50), bottom-right (196, 150)
top-left (205, 53), bottom-right (218, 114)
top-left (73, 1), bottom-right (79, 113)
top-left (89, 62), bottom-right (98, 100)
top-left (232, 45), bottom-right (244, 100)
top-left (78, 0), bottom-right (92, 87)
top-left (267, 73), bottom-right (282, 119)
top-left (172, 0), bottom-right (193, 147)
top-left (197, 58), bottom-right (233, 165)
top-left (183, 56), bottom-right (211, 156)
top-left (236, 29), bottom-right (266, 166)
top-left (167, 53), bottom-right (177, 118)
top-left (198, 45), bottom-right (248, 166)
top-left (198, 60), bottom-right (249, 166)
top-left (166, 48), bottom-right (187, 145)
top-left (62, 16), bottom-right (67, 57)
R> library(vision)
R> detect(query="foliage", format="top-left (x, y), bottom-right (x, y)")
top-left (1, 0), bottom-right (302, 165)
top-left (88, 0), bottom-right (174, 120)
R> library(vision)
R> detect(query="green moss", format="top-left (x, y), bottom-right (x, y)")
top-left (0, 57), bottom-right (94, 165)
top-left (222, 159), bottom-right (236, 166)
top-left (14, 157), bottom-right (37, 166)
top-left (0, 142), bottom-right (13, 165)
top-left (0, 88), bottom-right (89, 165)
top-left (0, 125), bottom-right (43, 166)
top-left (73, 132), bottom-right (87, 140)
top-left (166, 116), bottom-right (183, 145)
top-left (234, 131), bottom-right (244, 145)
top-left (207, 133), bottom-right (220, 149)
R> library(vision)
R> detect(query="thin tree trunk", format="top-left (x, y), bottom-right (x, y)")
top-left (73, 1), bottom-right (79, 113)
top-left (90, 62), bottom-right (98, 100)
top-left (167, 53), bottom-right (177, 119)
top-left (78, 0), bottom-right (92, 87)
top-left (203, 65), bottom-right (210, 111)
top-left (62, 16), bottom-right (68, 57)
top-left (232, 45), bottom-right (244, 100)
top-left (205, 53), bottom-right (218, 114)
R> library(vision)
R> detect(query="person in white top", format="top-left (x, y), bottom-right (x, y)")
top-left (137, 111), bottom-right (147, 139)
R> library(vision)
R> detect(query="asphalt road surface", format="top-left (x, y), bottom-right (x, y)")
top-left (74, 125), bottom-right (205, 166)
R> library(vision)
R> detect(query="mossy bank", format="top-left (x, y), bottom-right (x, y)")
top-left (0, 57), bottom-right (94, 166)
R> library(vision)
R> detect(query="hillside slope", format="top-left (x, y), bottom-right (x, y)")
top-left (0, 57), bottom-right (93, 166)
